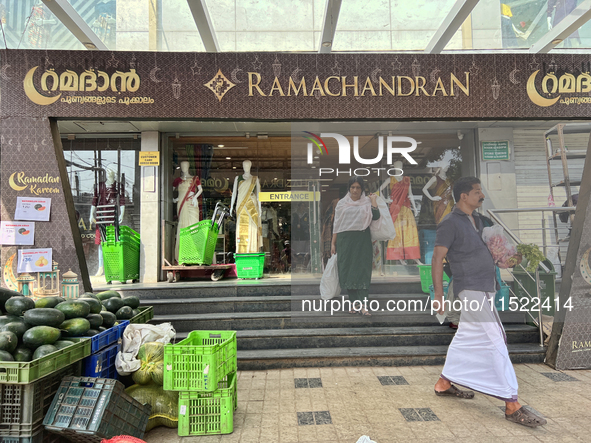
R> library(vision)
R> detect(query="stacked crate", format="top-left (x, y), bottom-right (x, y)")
top-left (163, 331), bottom-right (237, 436)
top-left (0, 360), bottom-right (84, 443)
top-left (42, 376), bottom-right (151, 443)
top-left (102, 226), bottom-right (140, 284)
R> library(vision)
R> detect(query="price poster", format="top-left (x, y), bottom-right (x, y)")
top-left (14, 197), bottom-right (51, 221)
top-left (17, 248), bottom-right (52, 273)
top-left (0, 221), bottom-right (35, 245)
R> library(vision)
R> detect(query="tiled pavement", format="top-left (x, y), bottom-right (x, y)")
top-left (144, 363), bottom-right (591, 443)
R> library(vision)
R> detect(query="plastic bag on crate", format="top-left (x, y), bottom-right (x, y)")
top-left (320, 254), bottom-right (341, 300)
top-left (482, 224), bottom-right (521, 269)
top-left (370, 196), bottom-right (396, 241)
top-left (116, 323), bottom-right (176, 376)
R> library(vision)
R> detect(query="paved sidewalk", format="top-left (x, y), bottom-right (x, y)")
top-left (144, 363), bottom-right (591, 443)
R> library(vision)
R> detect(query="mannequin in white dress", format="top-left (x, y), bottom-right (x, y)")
top-left (173, 161), bottom-right (203, 261)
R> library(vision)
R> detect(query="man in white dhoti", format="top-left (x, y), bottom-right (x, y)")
top-left (432, 177), bottom-right (546, 428)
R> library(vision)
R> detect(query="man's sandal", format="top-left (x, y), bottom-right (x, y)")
top-left (434, 384), bottom-right (475, 399)
top-left (505, 407), bottom-right (547, 428)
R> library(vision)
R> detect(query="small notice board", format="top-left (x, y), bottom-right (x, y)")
top-left (482, 141), bottom-right (510, 161)
top-left (139, 152), bottom-right (160, 166)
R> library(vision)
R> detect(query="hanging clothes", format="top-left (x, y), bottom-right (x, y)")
top-left (386, 176), bottom-right (420, 260)
top-left (92, 181), bottom-right (125, 245)
top-left (173, 176), bottom-right (201, 260)
top-left (321, 199), bottom-right (339, 267)
top-left (433, 175), bottom-right (454, 224)
top-left (236, 175), bottom-right (263, 253)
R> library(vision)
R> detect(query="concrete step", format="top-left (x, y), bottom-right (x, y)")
top-left (144, 293), bottom-right (433, 315)
top-left (101, 279), bottom-right (424, 299)
top-left (236, 343), bottom-right (546, 370)
top-left (174, 324), bottom-right (539, 350)
top-left (154, 310), bottom-right (527, 331)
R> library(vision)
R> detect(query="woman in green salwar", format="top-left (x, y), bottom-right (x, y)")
top-left (331, 177), bottom-right (380, 316)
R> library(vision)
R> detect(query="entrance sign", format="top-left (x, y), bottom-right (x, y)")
top-left (482, 141), bottom-right (510, 161)
top-left (14, 197), bottom-right (51, 221)
top-left (259, 192), bottom-right (320, 202)
top-left (0, 222), bottom-right (35, 245)
top-left (139, 152), bottom-right (160, 166)
top-left (17, 248), bottom-right (52, 273)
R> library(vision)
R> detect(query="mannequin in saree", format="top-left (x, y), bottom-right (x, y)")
top-left (379, 161), bottom-right (420, 262)
top-left (422, 164), bottom-right (454, 224)
top-left (172, 161), bottom-right (203, 261)
top-left (90, 168), bottom-right (125, 276)
top-left (230, 160), bottom-right (263, 253)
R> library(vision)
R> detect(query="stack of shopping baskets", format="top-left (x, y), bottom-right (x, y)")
top-left (163, 331), bottom-right (237, 436)
top-left (102, 225), bottom-right (140, 284)
top-left (178, 203), bottom-right (230, 265)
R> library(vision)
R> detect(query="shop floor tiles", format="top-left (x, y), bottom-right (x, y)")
top-left (144, 363), bottom-right (591, 443)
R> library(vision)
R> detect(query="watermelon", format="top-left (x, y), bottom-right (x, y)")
top-left (96, 290), bottom-right (121, 301)
top-left (121, 296), bottom-right (140, 309)
top-left (54, 340), bottom-right (74, 350)
top-left (0, 288), bottom-right (23, 312)
top-left (34, 296), bottom-right (64, 309)
top-left (116, 306), bottom-right (133, 320)
top-left (24, 308), bottom-right (65, 328)
top-left (86, 314), bottom-right (103, 329)
top-left (0, 350), bottom-right (14, 362)
top-left (1, 322), bottom-right (29, 341)
top-left (32, 345), bottom-right (58, 360)
top-left (23, 326), bottom-right (61, 349)
top-left (55, 301), bottom-right (90, 319)
top-left (103, 298), bottom-right (124, 313)
top-left (59, 318), bottom-right (90, 337)
top-left (5, 297), bottom-right (35, 316)
top-left (0, 331), bottom-right (18, 353)
top-left (13, 346), bottom-right (33, 362)
top-left (100, 312), bottom-right (117, 328)
top-left (79, 298), bottom-right (102, 314)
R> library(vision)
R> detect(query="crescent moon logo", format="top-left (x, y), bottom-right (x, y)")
top-left (23, 66), bottom-right (61, 106)
top-left (527, 70), bottom-right (560, 107)
top-left (9, 172), bottom-right (27, 191)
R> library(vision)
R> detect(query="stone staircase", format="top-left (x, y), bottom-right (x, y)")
top-left (108, 279), bottom-right (545, 370)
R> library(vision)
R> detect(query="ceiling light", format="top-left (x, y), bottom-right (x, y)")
top-left (245, 132), bottom-right (250, 139)
top-left (274, 178), bottom-right (277, 180)
top-left (218, 144), bottom-right (225, 148)
top-left (257, 133), bottom-right (268, 139)
top-left (311, 166), bottom-right (316, 169)
top-left (83, 42), bottom-right (97, 50)
top-left (313, 156), bottom-right (319, 159)
top-left (322, 41), bottom-right (332, 47)
top-left (233, 166), bottom-right (236, 169)
top-left (551, 38), bottom-right (563, 45)
top-left (322, 184), bottom-right (329, 187)
top-left (226, 157), bottom-right (231, 160)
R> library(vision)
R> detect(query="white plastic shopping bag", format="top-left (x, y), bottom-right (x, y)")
top-left (115, 322), bottom-right (176, 376)
top-left (370, 195), bottom-right (396, 241)
top-left (320, 254), bottom-right (341, 300)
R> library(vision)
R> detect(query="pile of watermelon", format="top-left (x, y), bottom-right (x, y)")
top-left (0, 290), bottom-right (140, 362)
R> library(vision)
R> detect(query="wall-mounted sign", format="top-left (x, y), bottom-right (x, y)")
top-left (139, 152), bottom-right (160, 166)
top-left (482, 141), bottom-right (510, 161)
top-left (14, 197), bottom-right (51, 221)
top-left (259, 191), bottom-right (320, 202)
top-left (17, 248), bottom-right (52, 273)
top-left (0, 221), bottom-right (35, 245)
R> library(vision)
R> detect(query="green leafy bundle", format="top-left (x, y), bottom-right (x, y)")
top-left (516, 243), bottom-right (546, 273)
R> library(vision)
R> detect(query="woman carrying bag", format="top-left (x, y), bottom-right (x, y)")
top-left (331, 177), bottom-right (381, 316)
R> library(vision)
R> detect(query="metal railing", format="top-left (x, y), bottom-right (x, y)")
top-left (487, 206), bottom-right (576, 347)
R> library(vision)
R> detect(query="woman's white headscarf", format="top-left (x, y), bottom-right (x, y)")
top-left (333, 192), bottom-right (373, 234)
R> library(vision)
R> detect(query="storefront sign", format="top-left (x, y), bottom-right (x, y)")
top-left (259, 192), bottom-right (320, 202)
top-left (14, 197), bottom-right (51, 221)
top-left (139, 152), bottom-right (160, 166)
top-left (9, 172), bottom-right (60, 194)
top-left (482, 141), bottom-right (510, 161)
top-left (0, 222), bottom-right (35, 246)
top-left (17, 248), bottom-right (52, 273)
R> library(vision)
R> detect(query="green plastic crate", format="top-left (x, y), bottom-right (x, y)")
top-left (234, 253), bottom-right (265, 279)
top-left (418, 264), bottom-right (450, 294)
top-left (102, 241), bottom-right (139, 284)
top-left (178, 220), bottom-right (218, 265)
top-left (163, 331), bottom-right (237, 392)
top-left (0, 338), bottom-right (90, 384)
top-left (43, 376), bottom-right (151, 443)
top-left (0, 362), bottom-right (81, 438)
top-left (178, 372), bottom-right (237, 436)
top-left (130, 306), bottom-right (154, 324)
